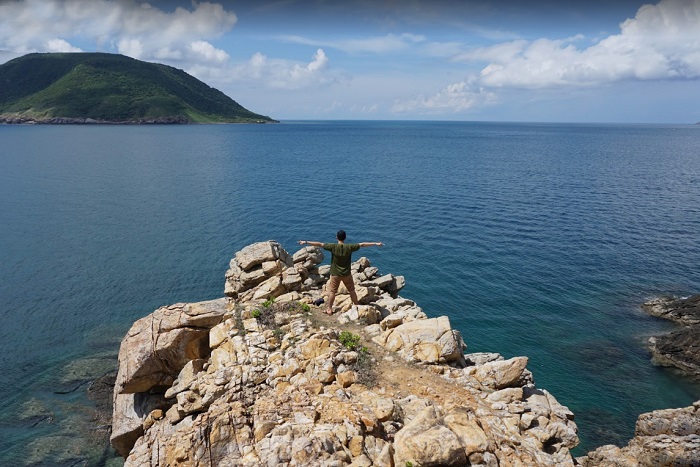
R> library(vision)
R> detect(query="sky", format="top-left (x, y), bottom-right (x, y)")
top-left (0, 0), bottom-right (699, 123)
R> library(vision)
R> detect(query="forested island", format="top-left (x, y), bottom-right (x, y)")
top-left (0, 52), bottom-right (275, 124)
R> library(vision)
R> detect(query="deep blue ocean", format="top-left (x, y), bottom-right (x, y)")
top-left (1, 121), bottom-right (700, 465)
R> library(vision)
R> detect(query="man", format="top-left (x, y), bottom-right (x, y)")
top-left (298, 230), bottom-right (383, 315)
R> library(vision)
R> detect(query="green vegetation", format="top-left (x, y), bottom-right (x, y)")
top-left (338, 331), bottom-right (376, 386)
top-left (0, 52), bottom-right (276, 123)
top-left (338, 331), bottom-right (364, 351)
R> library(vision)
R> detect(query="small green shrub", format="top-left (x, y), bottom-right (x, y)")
top-left (252, 309), bottom-right (261, 319)
top-left (339, 331), bottom-right (362, 351)
top-left (262, 297), bottom-right (275, 308)
top-left (300, 302), bottom-right (311, 312)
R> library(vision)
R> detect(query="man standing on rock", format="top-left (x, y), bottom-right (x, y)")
top-left (298, 230), bottom-right (383, 315)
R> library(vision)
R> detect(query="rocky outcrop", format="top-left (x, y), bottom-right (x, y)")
top-left (110, 298), bottom-right (230, 457)
top-left (577, 401), bottom-right (700, 466)
top-left (643, 295), bottom-right (700, 326)
top-left (112, 241), bottom-right (582, 465)
top-left (642, 295), bottom-right (700, 378)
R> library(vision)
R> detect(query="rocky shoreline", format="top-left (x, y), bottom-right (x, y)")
top-left (642, 295), bottom-right (700, 379)
top-left (108, 241), bottom-right (700, 466)
top-left (0, 115), bottom-right (192, 124)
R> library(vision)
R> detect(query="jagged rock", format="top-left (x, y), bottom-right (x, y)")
top-left (115, 298), bottom-right (229, 394)
top-left (466, 356), bottom-right (529, 390)
top-left (642, 295), bottom-right (700, 326)
top-left (648, 328), bottom-right (700, 377)
top-left (225, 241), bottom-right (293, 297)
top-left (642, 294), bottom-right (700, 378)
top-left (394, 405), bottom-right (467, 466)
top-left (293, 246), bottom-right (324, 269)
top-left (112, 242), bottom-right (584, 465)
top-left (465, 352), bottom-right (503, 366)
top-left (110, 392), bottom-right (170, 458)
top-left (577, 401), bottom-right (700, 466)
top-left (338, 304), bottom-right (381, 325)
top-left (373, 316), bottom-right (465, 364)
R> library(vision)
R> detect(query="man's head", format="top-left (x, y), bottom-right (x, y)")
top-left (336, 230), bottom-right (346, 241)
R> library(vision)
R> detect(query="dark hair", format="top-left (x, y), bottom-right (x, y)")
top-left (336, 230), bottom-right (346, 241)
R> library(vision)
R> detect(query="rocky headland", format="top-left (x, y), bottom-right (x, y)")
top-left (109, 241), bottom-right (700, 466)
top-left (642, 295), bottom-right (700, 378)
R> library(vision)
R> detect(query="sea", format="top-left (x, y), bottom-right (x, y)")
top-left (1, 121), bottom-right (699, 465)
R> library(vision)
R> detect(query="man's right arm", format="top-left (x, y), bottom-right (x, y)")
top-left (298, 240), bottom-right (324, 247)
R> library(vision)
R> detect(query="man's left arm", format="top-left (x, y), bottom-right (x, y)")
top-left (358, 242), bottom-right (383, 247)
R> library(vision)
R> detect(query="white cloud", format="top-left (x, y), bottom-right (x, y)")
top-left (458, 0), bottom-right (700, 88)
top-left (0, 0), bottom-right (236, 63)
top-left (190, 40), bottom-right (229, 64)
top-left (236, 48), bottom-right (332, 89)
top-left (394, 0), bottom-right (700, 117)
top-left (392, 78), bottom-right (497, 113)
top-left (46, 38), bottom-right (82, 53)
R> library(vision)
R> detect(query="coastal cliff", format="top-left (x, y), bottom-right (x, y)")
top-left (109, 241), bottom-right (699, 466)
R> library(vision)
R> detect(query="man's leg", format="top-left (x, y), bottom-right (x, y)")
top-left (326, 275), bottom-right (340, 314)
top-left (341, 275), bottom-right (359, 306)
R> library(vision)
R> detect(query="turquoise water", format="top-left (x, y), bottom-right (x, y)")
top-left (1, 121), bottom-right (699, 463)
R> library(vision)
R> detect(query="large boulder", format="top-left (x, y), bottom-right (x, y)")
top-left (224, 241), bottom-right (293, 297)
top-left (394, 405), bottom-right (467, 466)
top-left (466, 356), bottom-right (529, 390)
top-left (115, 298), bottom-right (229, 394)
top-left (372, 316), bottom-right (466, 365)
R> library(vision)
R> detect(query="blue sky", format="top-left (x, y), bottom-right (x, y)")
top-left (1, 0), bottom-right (699, 122)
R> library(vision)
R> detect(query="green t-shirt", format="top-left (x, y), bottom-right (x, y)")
top-left (323, 242), bottom-right (360, 276)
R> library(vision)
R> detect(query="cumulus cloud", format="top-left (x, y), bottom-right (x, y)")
top-left (392, 78), bottom-right (497, 113)
top-left (0, 0), bottom-right (236, 64)
top-left (397, 0), bottom-right (700, 115)
top-left (223, 48), bottom-right (333, 90)
top-left (46, 38), bottom-right (83, 53)
top-left (456, 0), bottom-right (700, 88)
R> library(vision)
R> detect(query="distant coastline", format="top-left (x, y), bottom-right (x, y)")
top-left (0, 115), bottom-right (276, 125)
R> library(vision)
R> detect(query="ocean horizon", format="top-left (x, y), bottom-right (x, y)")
top-left (1, 120), bottom-right (699, 465)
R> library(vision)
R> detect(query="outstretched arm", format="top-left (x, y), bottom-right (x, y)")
top-left (359, 242), bottom-right (383, 247)
top-left (298, 240), bottom-right (324, 247)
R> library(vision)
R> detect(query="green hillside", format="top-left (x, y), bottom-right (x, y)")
top-left (0, 53), bottom-right (275, 123)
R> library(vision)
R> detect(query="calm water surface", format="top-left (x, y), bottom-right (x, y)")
top-left (1, 121), bottom-right (699, 464)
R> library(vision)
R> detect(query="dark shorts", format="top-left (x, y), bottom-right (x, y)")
top-left (328, 274), bottom-right (355, 293)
